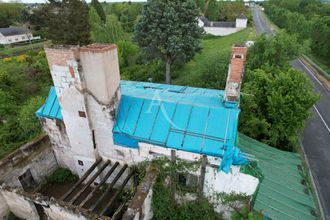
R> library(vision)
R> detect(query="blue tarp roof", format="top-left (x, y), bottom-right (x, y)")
top-left (36, 81), bottom-right (246, 172)
top-left (114, 81), bottom-right (240, 159)
top-left (36, 86), bottom-right (62, 120)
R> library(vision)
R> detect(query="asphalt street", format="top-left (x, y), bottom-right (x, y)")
top-left (252, 7), bottom-right (330, 220)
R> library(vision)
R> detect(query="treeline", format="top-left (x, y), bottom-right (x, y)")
top-left (239, 31), bottom-right (319, 151)
top-left (264, 0), bottom-right (330, 64)
top-left (195, 0), bottom-right (252, 23)
top-left (0, 3), bottom-right (26, 28)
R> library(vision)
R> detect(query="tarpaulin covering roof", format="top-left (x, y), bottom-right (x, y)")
top-left (36, 81), bottom-right (247, 172)
top-left (238, 133), bottom-right (318, 220)
top-left (36, 86), bottom-right (62, 120)
top-left (114, 81), bottom-right (240, 156)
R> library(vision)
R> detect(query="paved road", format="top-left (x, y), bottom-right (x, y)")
top-left (252, 7), bottom-right (330, 220)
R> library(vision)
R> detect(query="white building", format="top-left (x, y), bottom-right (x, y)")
top-left (0, 27), bottom-right (39, 45)
top-left (199, 14), bottom-right (248, 36)
top-left (35, 44), bottom-right (258, 216)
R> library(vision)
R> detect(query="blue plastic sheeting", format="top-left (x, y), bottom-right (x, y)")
top-left (36, 81), bottom-right (247, 172)
top-left (113, 133), bottom-right (139, 148)
top-left (36, 87), bottom-right (63, 120)
top-left (114, 81), bottom-right (247, 172)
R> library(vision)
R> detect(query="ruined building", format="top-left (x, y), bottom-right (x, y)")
top-left (37, 44), bottom-right (257, 189)
top-left (0, 44), bottom-right (318, 220)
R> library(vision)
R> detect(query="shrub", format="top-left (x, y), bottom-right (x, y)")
top-left (3, 57), bottom-right (12, 62)
top-left (47, 168), bottom-right (78, 184)
top-left (121, 61), bottom-right (164, 83)
top-left (18, 96), bottom-right (44, 139)
top-left (15, 54), bottom-right (27, 63)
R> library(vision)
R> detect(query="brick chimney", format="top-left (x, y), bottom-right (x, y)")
top-left (44, 44), bottom-right (121, 165)
top-left (224, 45), bottom-right (247, 107)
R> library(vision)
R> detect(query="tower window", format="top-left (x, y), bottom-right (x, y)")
top-left (78, 160), bottom-right (84, 166)
top-left (78, 111), bottom-right (86, 118)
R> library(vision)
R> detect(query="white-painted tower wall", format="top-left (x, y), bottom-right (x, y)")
top-left (44, 45), bottom-right (121, 176)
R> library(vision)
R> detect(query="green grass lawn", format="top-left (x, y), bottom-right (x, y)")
top-left (173, 27), bottom-right (256, 85)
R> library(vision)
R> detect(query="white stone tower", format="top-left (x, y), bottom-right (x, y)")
top-left (44, 44), bottom-right (121, 176)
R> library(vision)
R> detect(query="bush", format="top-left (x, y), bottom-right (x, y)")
top-left (121, 60), bottom-right (164, 83)
top-left (3, 57), bottom-right (12, 62)
top-left (6, 212), bottom-right (23, 220)
top-left (47, 168), bottom-right (78, 184)
top-left (15, 54), bottom-right (27, 63)
top-left (17, 96), bottom-right (44, 139)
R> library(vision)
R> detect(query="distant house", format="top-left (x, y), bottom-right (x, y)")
top-left (199, 14), bottom-right (248, 36)
top-left (0, 27), bottom-right (40, 45)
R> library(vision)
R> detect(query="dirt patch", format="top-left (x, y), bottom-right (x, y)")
top-left (40, 182), bottom-right (75, 199)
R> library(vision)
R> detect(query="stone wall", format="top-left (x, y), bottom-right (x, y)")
top-left (0, 193), bottom-right (9, 219)
top-left (0, 185), bottom-right (110, 220)
top-left (122, 166), bottom-right (158, 220)
top-left (0, 135), bottom-right (58, 187)
top-left (203, 27), bottom-right (239, 36)
top-left (41, 118), bottom-right (76, 170)
top-left (0, 188), bottom-right (39, 220)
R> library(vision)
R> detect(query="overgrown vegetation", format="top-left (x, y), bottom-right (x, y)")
top-left (0, 3), bottom-right (25, 28)
top-left (264, 0), bottom-right (330, 72)
top-left (149, 157), bottom-right (221, 220)
top-left (0, 50), bottom-right (51, 158)
top-left (46, 168), bottom-right (78, 184)
top-left (6, 212), bottom-right (23, 220)
top-left (239, 32), bottom-right (319, 151)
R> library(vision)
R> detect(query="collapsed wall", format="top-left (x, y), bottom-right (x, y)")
top-left (0, 135), bottom-right (58, 219)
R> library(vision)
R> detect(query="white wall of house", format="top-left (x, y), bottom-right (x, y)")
top-left (0, 33), bottom-right (33, 45)
top-left (199, 17), bottom-right (248, 36)
top-left (203, 27), bottom-right (238, 36)
top-left (236, 18), bottom-right (248, 29)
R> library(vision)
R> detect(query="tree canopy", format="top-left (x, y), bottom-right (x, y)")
top-left (89, 7), bottom-right (124, 44)
top-left (265, 0), bottom-right (330, 69)
top-left (239, 68), bottom-right (318, 151)
top-left (134, 0), bottom-right (203, 84)
top-left (247, 31), bottom-right (303, 70)
top-left (0, 3), bottom-right (24, 27)
top-left (41, 0), bottom-right (90, 45)
top-left (91, 0), bottom-right (106, 23)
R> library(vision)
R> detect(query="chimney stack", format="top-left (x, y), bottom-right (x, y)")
top-left (44, 44), bottom-right (121, 165)
top-left (224, 45), bottom-right (247, 107)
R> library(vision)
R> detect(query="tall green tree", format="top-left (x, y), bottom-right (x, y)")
top-left (134, 0), bottom-right (203, 84)
top-left (0, 3), bottom-right (23, 27)
top-left (239, 68), bottom-right (318, 151)
top-left (42, 0), bottom-right (90, 45)
top-left (311, 16), bottom-right (330, 61)
top-left (91, 0), bottom-right (106, 23)
top-left (89, 7), bottom-right (123, 44)
top-left (247, 31), bottom-right (302, 70)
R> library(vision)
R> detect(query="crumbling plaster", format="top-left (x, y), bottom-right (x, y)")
top-left (0, 135), bottom-right (58, 187)
top-left (1, 188), bottom-right (39, 220)
top-left (0, 193), bottom-right (9, 219)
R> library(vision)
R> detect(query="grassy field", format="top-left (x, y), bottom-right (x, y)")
top-left (173, 27), bottom-right (256, 85)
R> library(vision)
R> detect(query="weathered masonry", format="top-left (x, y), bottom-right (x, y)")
top-left (0, 43), bottom-right (319, 219)
top-left (34, 44), bottom-right (259, 215)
